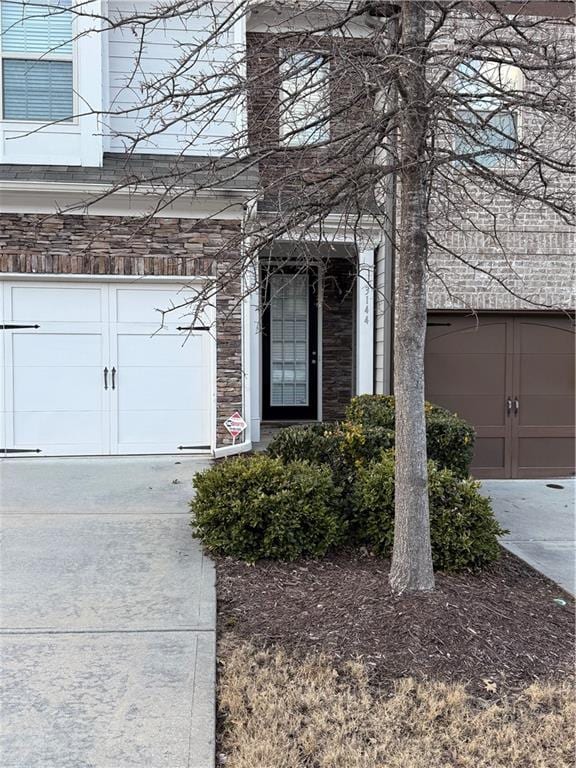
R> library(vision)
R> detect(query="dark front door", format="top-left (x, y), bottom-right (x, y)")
top-left (262, 270), bottom-right (318, 421)
top-left (425, 313), bottom-right (575, 478)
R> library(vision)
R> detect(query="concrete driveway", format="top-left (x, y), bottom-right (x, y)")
top-left (0, 456), bottom-right (215, 768)
top-left (482, 479), bottom-right (575, 595)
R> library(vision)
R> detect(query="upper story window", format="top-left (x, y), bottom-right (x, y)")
top-left (1, 0), bottom-right (74, 122)
top-left (279, 51), bottom-right (330, 147)
top-left (455, 57), bottom-right (522, 166)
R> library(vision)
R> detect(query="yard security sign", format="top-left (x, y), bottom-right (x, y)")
top-left (224, 412), bottom-right (247, 443)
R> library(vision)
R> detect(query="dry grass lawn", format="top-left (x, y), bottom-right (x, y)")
top-left (218, 643), bottom-right (575, 768)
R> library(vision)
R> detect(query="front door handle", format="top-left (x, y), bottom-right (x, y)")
top-left (111, 367), bottom-right (117, 390)
top-left (513, 397), bottom-right (519, 416)
top-left (104, 367), bottom-right (109, 390)
top-left (506, 397), bottom-right (512, 416)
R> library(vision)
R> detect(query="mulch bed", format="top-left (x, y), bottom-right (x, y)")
top-left (216, 549), bottom-right (574, 693)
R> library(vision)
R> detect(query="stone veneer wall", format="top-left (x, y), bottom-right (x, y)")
top-left (0, 212), bottom-right (243, 446)
top-left (322, 258), bottom-right (355, 421)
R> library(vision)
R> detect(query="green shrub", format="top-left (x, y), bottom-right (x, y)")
top-left (353, 451), bottom-right (505, 571)
top-left (267, 422), bottom-right (394, 525)
top-left (191, 454), bottom-right (342, 562)
top-left (267, 421), bottom-right (394, 473)
top-left (346, 395), bottom-right (475, 477)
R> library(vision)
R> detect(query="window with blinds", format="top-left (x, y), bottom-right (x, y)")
top-left (269, 274), bottom-right (309, 407)
top-left (279, 51), bottom-right (330, 147)
top-left (1, 0), bottom-right (74, 121)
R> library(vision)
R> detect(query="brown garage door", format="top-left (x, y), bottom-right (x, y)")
top-left (425, 314), bottom-right (575, 478)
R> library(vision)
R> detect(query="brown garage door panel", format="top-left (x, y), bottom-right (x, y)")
top-left (472, 438), bottom-right (506, 471)
top-left (517, 437), bottom-right (575, 478)
top-left (425, 313), bottom-right (575, 479)
top-left (426, 354), bottom-right (506, 395)
top-left (426, 322), bottom-right (508, 353)
top-left (518, 395), bottom-right (575, 427)
top-left (516, 320), bottom-right (575, 354)
top-left (518, 355), bottom-right (575, 396)
top-left (426, 395), bottom-right (506, 428)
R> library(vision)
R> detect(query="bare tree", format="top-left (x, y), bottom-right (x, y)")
top-left (4, 0), bottom-right (574, 592)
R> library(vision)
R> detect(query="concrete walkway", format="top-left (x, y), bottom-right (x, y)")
top-left (482, 479), bottom-right (575, 595)
top-left (0, 456), bottom-right (215, 768)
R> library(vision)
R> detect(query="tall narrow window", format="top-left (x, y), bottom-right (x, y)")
top-left (1, 0), bottom-right (74, 121)
top-left (455, 57), bottom-right (521, 166)
top-left (279, 51), bottom-right (330, 147)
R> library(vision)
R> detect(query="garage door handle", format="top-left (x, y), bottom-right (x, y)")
top-left (111, 367), bottom-right (116, 390)
top-left (506, 397), bottom-right (512, 416)
top-left (103, 367), bottom-right (108, 390)
top-left (513, 397), bottom-right (519, 416)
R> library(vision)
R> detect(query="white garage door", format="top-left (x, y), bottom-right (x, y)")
top-left (1, 281), bottom-right (215, 456)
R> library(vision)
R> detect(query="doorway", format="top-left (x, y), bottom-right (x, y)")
top-left (262, 270), bottom-right (318, 421)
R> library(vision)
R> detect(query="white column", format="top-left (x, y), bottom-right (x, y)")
top-left (356, 248), bottom-right (375, 395)
top-left (249, 285), bottom-right (261, 442)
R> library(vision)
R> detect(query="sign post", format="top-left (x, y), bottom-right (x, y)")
top-left (223, 411), bottom-right (247, 446)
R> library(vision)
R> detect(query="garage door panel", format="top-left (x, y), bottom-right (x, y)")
top-left (472, 438), bottom-right (506, 470)
top-left (518, 437), bottom-right (575, 470)
top-left (10, 286), bottom-right (102, 322)
top-left (518, 354), bottom-right (575, 396)
top-left (117, 367), bottom-right (210, 411)
top-left (117, 410), bottom-right (211, 446)
top-left (519, 395), bottom-right (575, 428)
top-left (427, 395), bottom-right (505, 427)
top-left (516, 321), bottom-right (575, 354)
top-left (111, 320), bottom-right (213, 453)
top-left (116, 333), bottom-right (209, 366)
top-left (426, 322), bottom-right (508, 353)
top-left (426, 355), bottom-right (506, 396)
top-left (114, 287), bottom-right (205, 324)
top-left (12, 333), bottom-right (102, 366)
top-left (13, 367), bottom-right (102, 412)
top-left (13, 411), bottom-right (104, 448)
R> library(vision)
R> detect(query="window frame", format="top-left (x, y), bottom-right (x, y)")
top-left (278, 49), bottom-right (330, 148)
top-left (453, 55), bottom-right (524, 169)
top-left (0, 0), bottom-right (77, 125)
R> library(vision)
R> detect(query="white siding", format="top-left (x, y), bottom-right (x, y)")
top-left (105, 1), bottom-right (241, 156)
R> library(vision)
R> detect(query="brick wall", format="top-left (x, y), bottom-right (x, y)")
top-left (246, 32), bottom-right (374, 213)
top-left (0, 212), bottom-right (243, 446)
top-left (426, 198), bottom-right (575, 311)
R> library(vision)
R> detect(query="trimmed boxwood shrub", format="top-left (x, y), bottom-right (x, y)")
top-left (346, 394), bottom-right (475, 477)
top-left (267, 421), bottom-right (395, 472)
top-left (267, 421), bottom-right (395, 520)
top-left (191, 454), bottom-right (342, 562)
top-left (353, 451), bottom-right (505, 571)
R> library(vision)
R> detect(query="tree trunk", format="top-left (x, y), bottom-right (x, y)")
top-left (389, 1), bottom-right (435, 594)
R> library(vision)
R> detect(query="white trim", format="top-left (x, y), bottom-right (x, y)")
top-left (0, 272), bottom-right (215, 283)
top-left (356, 248), bottom-right (375, 395)
top-left (213, 440), bottom-right (252, 459)
top-left (0, 186), bottom-right (250, 219)
top-left (317, 271), bottom-right (323, 421)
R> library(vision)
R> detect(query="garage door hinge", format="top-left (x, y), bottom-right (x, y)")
top-left (0, 324), bottom-right (40, 330)
top-left (1, 448), bottom-right (42, 454)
